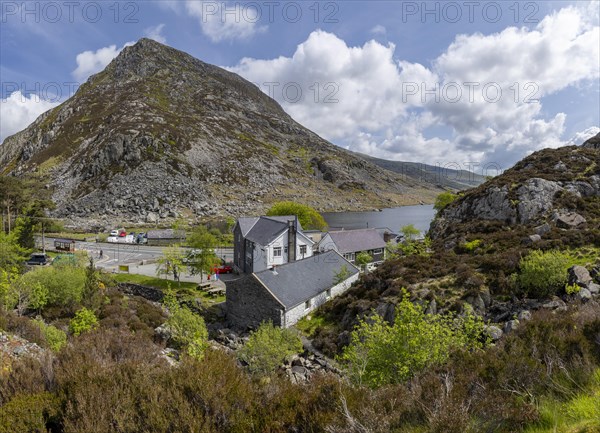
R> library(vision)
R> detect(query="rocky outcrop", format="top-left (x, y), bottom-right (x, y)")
top-left (430, 144), bottom-right (600, 240)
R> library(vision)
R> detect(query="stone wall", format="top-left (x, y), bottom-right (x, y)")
top-left (226, 275), bottom-right (283, 330)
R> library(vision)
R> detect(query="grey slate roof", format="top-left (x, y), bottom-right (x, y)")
top-left (254, 250), bottom-right (359, 309)
top-left (241, 215), bottom-right (303, 246)
top-left (326, 229), bottom-right (386, 254)
top-left (146, 229), bottom-right (186, 239)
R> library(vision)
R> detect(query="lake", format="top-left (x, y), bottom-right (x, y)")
top-left (322, 204), bottom-right (436, 234)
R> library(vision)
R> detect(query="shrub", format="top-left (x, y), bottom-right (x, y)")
top-left (339, 291), bottom-right (486, 387)
top-left (434, 191), bottom-right (458, 211)
top-left (69, 308), bottom-right (99, 336)
top-left (237, 321), bottom-right (303, 376)
top-left (166, 305), bottom-right (208, 360)
top-left (461, 239), bottom-right (482, 253)
top-left (17, 265), bottom-right (86, 308)
top-left (518, 250), bottom-right (570, 298)
top-left (35, 320), bottom-right (67, 352)
top-left (0, 392), bottom-right (60, 433)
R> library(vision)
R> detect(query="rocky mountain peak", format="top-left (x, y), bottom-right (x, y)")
top-left (582, 132), bottom-right (600, 150)
top-left (0, 39), bottom-right (444, 228)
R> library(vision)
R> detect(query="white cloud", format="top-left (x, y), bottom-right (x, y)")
top-left (370, 25), bottom-right (386, 35)
top-left (72, 42), bottom-right (134, 82)
top-left (144, 24), bottom-right (167, 44)
top-left (0, 91), bottom-right (59, 143)
top-left (228, 5), bottom-right (599, 167)
top-left (565, 126), bottom-right (600, 146)
top-left (186, 1), bottom-right (267, 42)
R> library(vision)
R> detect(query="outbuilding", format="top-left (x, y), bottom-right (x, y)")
top-left (226, 250), bottom-right (359, 329)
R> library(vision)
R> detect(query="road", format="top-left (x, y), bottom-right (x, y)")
top-left (38, 236), bottom-right (233, 270)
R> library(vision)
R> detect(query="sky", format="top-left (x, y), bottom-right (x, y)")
top-left (1, 0), bottom-right (599, 174)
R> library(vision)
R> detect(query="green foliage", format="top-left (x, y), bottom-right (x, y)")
top-left (334, 265), bottom-right (351, 285)
top-left (400, 224), bottom-right (420, 241)
top-left (355, 252), bottom-right (372, 269)
top-left (565, 283), bottom-right (581, 295)
top-left (69, 307), bottom-right (99, 336)
top-left (34, 320), bottom-right (67, 352)
top-left (0, 231), bottom-right (28, 271)
top-left (0, 392), bottom-right (60, 433)
top-left (238, 321), bottom-right (303, 375)
top-left (340, 290), bottom-right (486, 387)
top-left (186, 226), bottom-right (220, 280)
top-left (461, 239), bottom-right (482, 253)
top-left (434, 191), bottom-right (458, 211)
top-left (156, 244), bottom-right (186, 283)
top-left (17, 264), bottom-right (86, 308)
top-left (266, 201), bottom-right (327, 230)
top-left (167, 304), bottom-right (208, 360)
top-left (518, 250), bottom-right (570, 298)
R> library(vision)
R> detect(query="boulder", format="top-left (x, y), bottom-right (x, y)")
top-left (555, 212), bottom-right (586, 229)
top-left (568, 265), bottom-right (593, 287)
top-left (517, 310), bottom-right (532, 321)
top-left (484, 325), bottom-right (503, 341)
top-left (523, 234), bottom-right (541, 245)
top-left (542, 298), bottom-right (568, 312)
top-left (587, 282), bottom-right (600, 295)
top-left (516, 178), bottom-right (563, 224)
top-left (576, 288), bottom-right (592, 302)
top-left (504, 319), bottom-right (520, 334)
top-left (533, 223), bottom-right (551, 236)
top-left (146, 212), bottom-right (159, 223)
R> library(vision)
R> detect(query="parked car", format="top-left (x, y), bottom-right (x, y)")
top-left (212, 265), bottom-right (233, 274)
top-left (26, 253), bottom-right (51, 266)
top-left (118, 230), bottom-right (127, 237)
top-left (110, 230), bottom-right (119, 237)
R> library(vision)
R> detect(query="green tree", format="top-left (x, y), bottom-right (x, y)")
top-left (167, 304), bottom-right (209, 360)
top-left (187, 226), bottom-right (220, 281)
top-left (82, 257), bottom-right (103, 308)
top-left (237, 321), bottom-right (303, 376)
top-left (0, 231), bottom-right (29, 271)
top-left (340, 291), bottom-right (486, 387)
top-left (69, 307), bottom-right (99, 336)
top-left (518, 249), bottom-right (571, 298)
top-left (400, 224), bottom-right (420, 241)
top-left (156, 245), bottom-right (186, 284)
top-left (355, 252), bottom-right (372, 271)
top-left (434, 191), bottom-right (458, 212)
top-left (266, 201), bottom-right (327, 230)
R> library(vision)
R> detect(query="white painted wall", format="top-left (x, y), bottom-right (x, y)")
top-left (282, 272), bottom-right (359, 327)
top-left (318, 233), bottom-right (338, 253)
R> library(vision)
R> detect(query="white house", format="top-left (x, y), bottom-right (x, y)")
top-left (233, 215), bottom-right (315, 273)
top-left (318, 228), bottom-right (387, 266)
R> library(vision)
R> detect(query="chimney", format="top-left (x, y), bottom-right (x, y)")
top-left (287, 217), bottom-right (297, 262)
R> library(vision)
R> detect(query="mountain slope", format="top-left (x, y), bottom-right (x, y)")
top-left (0, 38), bottom-right (443, 226)
top-left (356, 153), bottom-right (487, 191)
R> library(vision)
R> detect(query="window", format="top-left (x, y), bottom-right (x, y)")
top-left (305, 299), bottom-right (312, 310)
top-left (299, 245), bottom-right (307, 257)
top-left (273, 247), bottom-right (282, 257)
top-left (372, 248), bottom-right (383, 254)
top-left (343, 252), bottom-right (355, 262)
top-left (284, 246), bottom-right (288, 254)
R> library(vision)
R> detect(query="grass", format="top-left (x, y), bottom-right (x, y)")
top-left (45, 232), bottom-right (107, 242)
top-left (295, 314), bottom-right (331, 337)
top-left (524, 370), bottom-right (600, 433)
top-left (111, 273), bottom-right (225, 304)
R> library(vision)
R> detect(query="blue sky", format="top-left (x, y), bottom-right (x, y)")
top-left (1, 1), bottom-right (599, 172)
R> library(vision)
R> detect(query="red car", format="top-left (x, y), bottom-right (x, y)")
top-left (118, 230), bottom-right (127, 237)
top-left (212, 265), bottom-right (233, 274)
